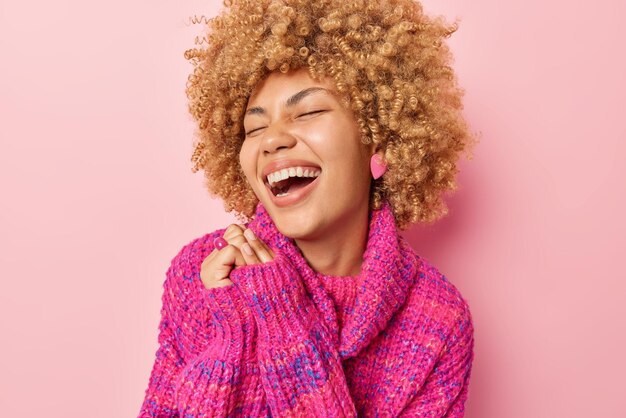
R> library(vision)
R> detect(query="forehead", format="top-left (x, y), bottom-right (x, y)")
top-left (247, 69), bottom-right (337, 107)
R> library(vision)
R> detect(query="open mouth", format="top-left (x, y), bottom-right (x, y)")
top-left (265, 166), bottom-right (321, 197)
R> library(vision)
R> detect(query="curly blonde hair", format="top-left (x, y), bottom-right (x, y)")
top-left (185, 0), bottom-right (475, 230)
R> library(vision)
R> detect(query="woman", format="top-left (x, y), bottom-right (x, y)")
top-left (140, 0), bottom-right (475, 416)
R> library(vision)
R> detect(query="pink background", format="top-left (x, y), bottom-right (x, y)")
top-left (1, 0), bottom-right (624, 416)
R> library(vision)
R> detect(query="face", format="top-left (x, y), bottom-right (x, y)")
top-left (240, 69), bottom-right (374, 241)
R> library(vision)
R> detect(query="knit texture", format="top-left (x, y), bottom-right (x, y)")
top-left (139, 202), bottom-right (474, 417)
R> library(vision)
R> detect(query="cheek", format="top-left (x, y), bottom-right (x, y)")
top-left (324, 138), bottom-right (370, 171)
top-left (238, 144), bottom-right (256, 184)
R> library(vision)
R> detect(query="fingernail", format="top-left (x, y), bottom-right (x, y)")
top-left (244, 229), bottom-right (256, 241)
top-left (242, 243), bottom-right (254, 256)
top-left (213, 237), bottom-right (228, 250)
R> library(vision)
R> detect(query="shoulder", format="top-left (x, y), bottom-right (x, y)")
top-left (401, 247), bottom-right (474, 343)
top-left (161, 228), bottom-right (227, 297)
top-left (167, 229), bottom-right (225, 274)
top-left (416, 255), bottom-right (471, 316)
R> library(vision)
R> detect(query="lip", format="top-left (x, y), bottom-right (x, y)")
top-left (266, 175), bottom-right (320, 208)
top-left (260, 159), bottom-right (322, 208)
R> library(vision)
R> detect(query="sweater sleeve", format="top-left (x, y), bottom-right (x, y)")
top-left (229, 253), bottom-right (357, 418)
top-left (400, 304), bottom-right (475, 417)
top-left (139, 234), bottom-right (269, 417)
top-left (138, 266), bottom-right (185, 417)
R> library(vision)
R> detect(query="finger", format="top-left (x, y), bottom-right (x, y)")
top-left (222, 234), bottom-right (258, 266)
top-left (200, 247), bottom-right (239, 289)
top-left (213, 244), bottom-right (245, 274)
top-left (222, 224), bottom-right (246, 242)
top-left (240, 242), bottom-right (261, 265)
top-left (210, 277), bottom-right (233, 288)
top-left (201, 249), bottom-right (218, 267)
top-left (222, 225), bottom-right (248, 254)
top-left (229, 245), bottom-right (247, 267)
top-left (221, 230), bottom-right (260, 266)
top-left (212, 245), bottom-right (243, 280)
top-left (214, 228), bottom-right (247, 267)
top-left (243, 229), bottom-right (274, 263)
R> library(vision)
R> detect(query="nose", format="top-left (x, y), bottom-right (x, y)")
top-left (261, 123), bottom-right (297, 155)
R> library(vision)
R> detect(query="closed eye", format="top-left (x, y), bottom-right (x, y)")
top-left (245, 126), bottom-right (266, 136)
top-left (297, 110), bottom-right (326, 118)
top-left (245, 110), bottom-right (327, 136)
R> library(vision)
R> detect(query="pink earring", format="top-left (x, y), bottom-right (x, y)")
top-left (370, 154), bottom-right (387, 179)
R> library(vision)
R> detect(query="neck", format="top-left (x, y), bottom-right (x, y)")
top-left (294, 206), bottom-right (370, 277)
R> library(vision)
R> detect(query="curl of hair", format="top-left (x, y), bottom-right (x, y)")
top-left (185, 0), bottom-right (476, 229)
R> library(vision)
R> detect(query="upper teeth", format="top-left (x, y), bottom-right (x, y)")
top-left (266, 167), bottom-right (321, 187)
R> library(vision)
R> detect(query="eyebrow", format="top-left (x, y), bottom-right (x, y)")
top-left (245, 87), bottom-right (329, 115)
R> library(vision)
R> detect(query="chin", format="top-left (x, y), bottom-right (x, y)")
top-left (268, 210), bottom-right (320, 241)
top-left (273, 218), bottom-right (314, 240)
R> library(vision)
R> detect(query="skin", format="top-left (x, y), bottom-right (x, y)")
top-left (202, 69), bottom-right (380, 289)
top-left (201, 224), bottom-right (274, 288)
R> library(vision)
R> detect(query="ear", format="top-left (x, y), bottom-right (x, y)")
top-left (366, 140), bottom-right (378, 155)
top-left (369, 143), bottom-right (385, 163)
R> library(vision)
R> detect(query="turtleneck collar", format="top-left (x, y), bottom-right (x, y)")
top-left (246, 201), bottom-right (418, 359)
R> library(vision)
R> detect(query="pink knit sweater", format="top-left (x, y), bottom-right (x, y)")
top-left (139, 202), bottom-right (474, 417)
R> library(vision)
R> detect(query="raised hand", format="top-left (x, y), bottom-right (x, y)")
top-left (200, 224), bottom-right (274, 290)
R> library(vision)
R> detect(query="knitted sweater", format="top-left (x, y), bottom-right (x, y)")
top-left (139, 202), bottom-right (474, 417)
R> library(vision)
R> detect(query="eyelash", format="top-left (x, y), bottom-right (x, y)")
top-left (298, 110), bottom-right (325, 118)
top-left (245, 127), bottom-right (263, 136)
top-left (244, 110), bottom-right (326, 136)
